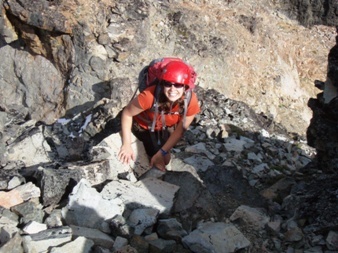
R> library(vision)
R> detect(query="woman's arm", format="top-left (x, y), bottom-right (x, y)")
top-left (150, 114), bottom-right (196, 171)
top-left (162, 114), bottom-right (195, 151)
top-left (118, 98), bottom-right (145, 164)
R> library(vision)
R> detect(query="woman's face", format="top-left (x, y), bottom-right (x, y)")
top-left (163, 81), bottom-right (186, 102)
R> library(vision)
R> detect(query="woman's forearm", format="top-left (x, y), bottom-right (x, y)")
top-left (120, 98), bottom-right (144, 146)
top-left (119, 98), bottom-right (145, 164)
top-left (121, 109), bottom-right (133, 146)
top-left (161, 123), bottom-right (185, 152)
top-left (161, 114), bottom-right (196, 152)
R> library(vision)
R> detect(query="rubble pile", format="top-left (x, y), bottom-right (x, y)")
top-left (0, 87), bottom-right (337, 253)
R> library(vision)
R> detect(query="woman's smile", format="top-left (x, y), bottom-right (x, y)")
top-left (164, 86), bottom-right (185, 102)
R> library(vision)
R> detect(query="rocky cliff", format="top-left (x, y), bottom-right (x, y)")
top-left (281, 0), bottom-right (338, 27)
top-left (0, 0), bottom-right (336, 135)
top-left (0, 0), bottom-right (338, 252)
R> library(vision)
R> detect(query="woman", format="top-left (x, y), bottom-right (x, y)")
top-left (118, 60), bottom-right (200, 171)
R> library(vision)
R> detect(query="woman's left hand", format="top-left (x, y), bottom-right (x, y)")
top-left (150, 152), bottom-right (166, 172)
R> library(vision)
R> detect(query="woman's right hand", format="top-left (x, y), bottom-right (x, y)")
top-left (150, 151), bottom-right (166, 172)
top-left (118, 144), bottom-right (135, 165)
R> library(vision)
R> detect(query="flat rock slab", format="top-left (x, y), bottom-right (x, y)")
top-left (70, 226), bottom-right (114, 249)
top-left (50, 236), bottom-right (94, 253)
top-left (101, 178), bottom-right (180, 215)
top-left (22, 227), bottom-right (73, 253)
top-left (91, 132), bottom-right (151, 181)
top-left (62, 179), bottom-right (124, 229)
top-left (4, 126), bottom-right (52, 167)
top-left (182, 222), bottom-right (250, 253)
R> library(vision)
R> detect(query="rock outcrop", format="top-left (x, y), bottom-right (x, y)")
top-left (0, 0), bottom-right (337, 135)
top-left (281, 0), bottom-right (338, 27)
top-left (307, 28), bottom-right (338, 173)
top-left (1, 84), bottom-right (337, 252)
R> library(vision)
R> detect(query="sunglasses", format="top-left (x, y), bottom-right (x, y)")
top-left (162, 81), bottom-right (185, 89)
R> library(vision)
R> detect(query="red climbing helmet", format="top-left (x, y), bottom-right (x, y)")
top-left (161, 60), bottom-right (196, 89)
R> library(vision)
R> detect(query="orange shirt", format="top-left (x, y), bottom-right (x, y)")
top-left (134, 86), bottom-right (200, 130)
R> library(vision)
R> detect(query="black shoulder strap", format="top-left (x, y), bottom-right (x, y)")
top-left (150, 83), bottom-right (163, 132)
top-left (183, 89), bottom-right (192, 128)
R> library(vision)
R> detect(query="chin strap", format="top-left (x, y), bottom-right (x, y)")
top-left (183, 90), bottom-right (192, 128)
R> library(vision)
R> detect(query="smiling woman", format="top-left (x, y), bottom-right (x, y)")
top-left (163, 82), bottom-right (185, 102)
top-left (118, 58), bottom-right (201, 171)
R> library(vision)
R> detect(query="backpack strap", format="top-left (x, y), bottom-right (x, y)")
top-left (160, 110), bottom-right (168, 144)
top-left (138, 65), bottom-right (149, 93)
top-left (150, 84), bottom-right (163, 132)
top-left (161, 110), bottom-right (166, 131)
top-left (182, 89), bottom-right (192, 128)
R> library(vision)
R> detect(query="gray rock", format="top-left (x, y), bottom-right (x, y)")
top-left (0, 225), bottom-right (19, 247)
top-left (223, 137), bottom-right (248, 152)
top-left (6, 176), bottom-right (24, 190)
top-left (22, 221), bottom-right (47, 234)
top-left (0, 45), bottom-right (64, 124)
top-left (230, 205), bottom-right (270, 230)
top-left (50, 236), bottom-right (94, 253)
top-left (37, 166), bottom-right (83, 207)
top-left (183, 154), bottom-right (214, 172)
top-left (247, 152), bottom-right (262, 162)
top-left (44, 209), bottom-right (63, 228)
top-left (260, 177), bottom-right (296, 201)
top-left (0, 233), bottom-right (23, 253)
top-left (61, 179), bottom-right (123, 230)
top-left (70, 225), bottom-right (114, 249)
top-left (22, 227), bottom-right (73, 253)
top-left (113, 236), bottom-right (129, 251)
top-left (163, 171), bottom-right (221, 225)
top-left (185, 143), bottom-right (216, 160)
top-left (129, 234), bottom-right (150, 253)
top-left (101, 177), bottom-right (179, 215)
top-left (304, 246), bottom-right (324, 253)
top-left (284, 226), bottom-right (304, 242)
top-left (182, 222), bottom-right (250, 253)
top-left (110, 214), bottom-right (133, 238)
top-left (4, 125), bottom-right (52, 167)
top-left (148, 238), bottom-right (177, 253)
top-left (0, 207), bottom-right (19, 227)
top-left (127, 208), bottom-right (159, 235)
top-left (326, 231), bottom-right (338, 250)
top-left (157, 218), bottom-right (188, 241)
top-left (65, 160), bottom-right (118, 185)
top-left (11, 200), bottom-right (44, 224)
top-left (113, 245), bottom-right (138, 253)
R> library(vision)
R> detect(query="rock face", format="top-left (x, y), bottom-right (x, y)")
top-left (0, 0), bottom-right (337, 135)
top-left (306, 28), bottom-right (338, 173)
top-left (0, 0), bottom-right (338, 253)
top-left (281, 0), bottom-right (338, 26)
